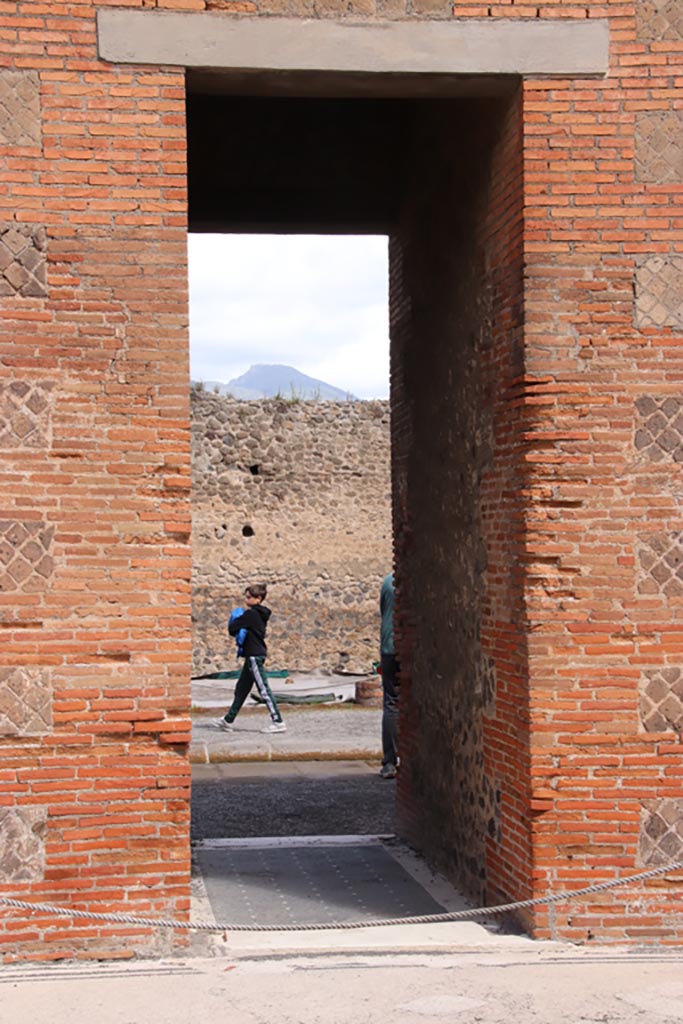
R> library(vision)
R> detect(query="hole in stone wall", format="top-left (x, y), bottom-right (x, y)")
top-left (242, 524), bottom-right (255, 537)
top-left (249, 464), bottom-right (260, 475)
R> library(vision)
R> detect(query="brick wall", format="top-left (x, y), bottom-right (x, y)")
top-left (191, 390), bottom-right (391, 676)
top-left (521, 2), bottom-right (683, 943)
top-left (1, 0), bottom-right (683, 957)
top-left (387, 3), bottom-right (683, 944)
top-left (0, 3), bottom-right (192, 959)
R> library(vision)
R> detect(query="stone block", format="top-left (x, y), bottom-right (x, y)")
top-left (634, 395), bottom-right (683, 464)
top-left (0, 70), bottom-right (41, 147)
top-left (637, 532), bottom-right (683, 598)
top-left (0, 519), bottom-right (55, 594)
top-left (640, 668), bottom-right (683, 733)
top-left (474, 652), bottom-right (496, 710)
top-left (411, 0), bottom-right (452, 17)
top-left (635, 0), bottom-right (683, 41)
top-left (0, 224), bottom-right (48, 299)
top-left (376, 0), bottom-right (408, 16)
top-left (254, 0), bottom-right (292, 11)
top-left (0, 667), bottom-right (52, 737)
top-left (0, 380), bottom-right (54, 449)
top-left (635, 111), bottom-right (683, 184)
top-left (635, 256), bottom-right (683, 331)
top-left (0, 807), bottom-right (47, 883)
top-left (98, 10), bottom-right (610, 76)
top-left (639, 799), bottom-right (683, 866)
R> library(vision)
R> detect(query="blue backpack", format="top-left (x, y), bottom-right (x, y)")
top-left (229, 607), bottom-right (248, 657)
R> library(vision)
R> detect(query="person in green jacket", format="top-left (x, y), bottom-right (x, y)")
top-left (379, 572), bottom-right (399, 779)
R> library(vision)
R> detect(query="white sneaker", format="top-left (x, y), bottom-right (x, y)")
top-left (262, 722), bottom-right (287, 734)
top-left (216, 719), bottom-right (234, 732)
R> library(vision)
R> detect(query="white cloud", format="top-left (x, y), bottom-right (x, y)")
top-left (188, 234), bottom-right (389, 399)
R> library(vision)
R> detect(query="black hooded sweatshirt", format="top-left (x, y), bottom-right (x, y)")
top-left (228, 604), bottom-right (271, 658)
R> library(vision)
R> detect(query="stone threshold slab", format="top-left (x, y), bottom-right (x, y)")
top-left (190, 744), bottom-right (382, 764)
top-left (98, 11), bottom-right (609, 78)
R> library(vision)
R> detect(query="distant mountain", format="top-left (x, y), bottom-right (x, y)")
top-left (195, 364), bottom-right (355, 401)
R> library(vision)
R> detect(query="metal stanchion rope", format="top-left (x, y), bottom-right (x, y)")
top-left (1, 857), bottom-right (682, 933)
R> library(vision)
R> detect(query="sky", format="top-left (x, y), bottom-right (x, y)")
top-left (188, 234), bottom-right (389, 400)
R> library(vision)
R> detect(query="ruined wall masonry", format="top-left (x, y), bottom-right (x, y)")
top-left (191, 391), bottom-right (392, 676)
top-left (387, 1), bottom-right (683, 942)
top-left (2, 0), bottom-right (683, 959)
top-left (0, 2), bottom-right (192, 961)
top-left (520, 0), bottom-right (683, 942)
top-left (390, 96), bottom-right (525, 905)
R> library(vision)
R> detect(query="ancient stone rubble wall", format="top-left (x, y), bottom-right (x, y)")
top-left (389, 96), bottom-right (527, 909)
top-left (191, 390), bottom-right (392, 677)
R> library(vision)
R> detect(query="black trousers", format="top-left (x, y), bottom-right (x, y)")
top-left (380, 652), bottom-right (399, 767)
top-left (224, 657), bottom-right (283, 724)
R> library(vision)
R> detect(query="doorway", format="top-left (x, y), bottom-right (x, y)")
top-left (186, 82), bottom-right (526, 919)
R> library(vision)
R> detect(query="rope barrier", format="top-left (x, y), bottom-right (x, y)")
top-left (1, 857), bottom-right (682, 933)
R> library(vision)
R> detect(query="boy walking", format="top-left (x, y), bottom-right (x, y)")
top-left (216, 583), bottom-right (286, 733)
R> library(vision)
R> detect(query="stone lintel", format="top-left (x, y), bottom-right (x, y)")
top-left (97, 12), bottom-right (609, 78)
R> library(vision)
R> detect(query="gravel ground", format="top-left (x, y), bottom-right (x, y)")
top-left (191, 761), bottom-right (396, 840)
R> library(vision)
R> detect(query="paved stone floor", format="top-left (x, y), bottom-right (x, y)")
top-left (189, 761), bottom-right (491, 949)
top-left (191, 705), bottom-right (382, 763)
top-left (195, 840), bottom-right (447, 927)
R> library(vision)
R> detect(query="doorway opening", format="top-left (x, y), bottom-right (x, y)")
top-left (186, 82), bottom-right (526, 929)
top-left (188, 231), bottom-right (391, 683)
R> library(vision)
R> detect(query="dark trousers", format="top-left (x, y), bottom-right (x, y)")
top-left (224, 657), bottom-right (283, 724)
top-left (381, 652), bottom-right (399, 767)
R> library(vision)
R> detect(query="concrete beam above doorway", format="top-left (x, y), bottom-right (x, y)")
top-left (97, 11), bottom-right (609, 78)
